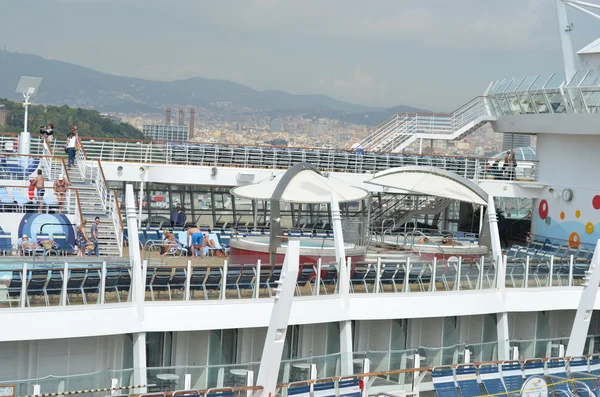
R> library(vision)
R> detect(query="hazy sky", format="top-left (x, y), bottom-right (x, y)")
top-left (1, 0), bottom-right (599, 111)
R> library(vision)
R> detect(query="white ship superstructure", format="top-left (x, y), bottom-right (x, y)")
top-left (3, 3), bottom-right (600, 397)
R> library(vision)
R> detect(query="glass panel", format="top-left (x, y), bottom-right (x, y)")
top-left (441, 317), bottom-right (458, 365)
top-left (505, 93), bottom-right (522, 114)
top-left (566, 88), bottom-right (587, 113)
top-left (545, 90), bottom-right (567, 113)
top-left (147, 332), bottom-right (165, 368)
top-left (534, 312), bottom-right (551, 358)
top-left (505, 76), bottom-right (525, 93)
top-left (579, 69), bottom-right (600, 87)
top-left (529, 74), bottom-right (553, 90)
top-left (530, 92), bottom-right (550, 113)
top-left (517, 92), bottom-right (536, 114)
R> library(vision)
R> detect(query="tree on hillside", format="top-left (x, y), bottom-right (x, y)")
top-left (0, 98), bottom-right (142, 138)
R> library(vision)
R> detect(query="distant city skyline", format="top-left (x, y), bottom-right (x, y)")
top-left (1, 0), bottom-right (599, 111)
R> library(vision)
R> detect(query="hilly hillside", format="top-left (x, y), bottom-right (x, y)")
top-left (0, 98), bottom-right (143, 139)
top-left (0, 50), bottom-right (427, 126)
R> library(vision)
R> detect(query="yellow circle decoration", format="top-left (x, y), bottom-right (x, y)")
top-left (586, 222), bottom-right (595, 234)
top-left (560, 212), bottom-right (565, 220)
top-left (576, 210), bottom-right (581, 218)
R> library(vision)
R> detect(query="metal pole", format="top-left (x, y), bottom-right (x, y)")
top-left (556, 0), bottom-right (577, 80)
top-left (138, 181), bottom-right (144, 229)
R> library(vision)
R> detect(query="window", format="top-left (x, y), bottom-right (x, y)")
top-left (146, 332), bottom-right (173, 368)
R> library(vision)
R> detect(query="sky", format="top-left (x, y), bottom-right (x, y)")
top-left (0, 0), bottom-right (599, 111)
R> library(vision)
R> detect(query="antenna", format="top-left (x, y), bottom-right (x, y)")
top-left (15, 76), bottom-right (42, 158)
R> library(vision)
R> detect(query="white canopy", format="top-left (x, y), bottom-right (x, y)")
top-left (366, 166), bottom-right (489, 206)
top-left (231, 169), bottom-right (370, 204)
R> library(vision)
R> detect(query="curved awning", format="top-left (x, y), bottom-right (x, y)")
top-left (231, 168), bottom-right (370, 204)
top-left (366, 166), bottom-right (489, 205)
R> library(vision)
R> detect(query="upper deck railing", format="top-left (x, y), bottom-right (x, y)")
top-left (487, 70), bottom-right (600, 116)
top-left (78, 137), bottom-right (538, 182)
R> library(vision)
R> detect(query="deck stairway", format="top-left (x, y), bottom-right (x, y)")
top-left (356, 96), bottom-right (496, 153)
top-left (371, 194), bottom-right (452, 233)
top-left (44, 137), bottom-right (123, 257)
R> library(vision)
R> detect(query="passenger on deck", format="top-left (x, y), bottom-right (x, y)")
top-left (176, 206), bottom-right (187, 227)
top-left (18, 235), bottom-right (38, 251)
top-left (162, 231), bottom-right (177, 256)
top-left (53, 174), bottom-right (70, 214)
top-left (34, 169), bottom-right (45, 213)
top-left (187, 227), bottom-right (204, 257)
top-left (66, 128), bottom-right (78, 167)
top-left (418, 237), bottom-right (430, 244)
top-left (76, 220), bottom-right (91, 257)
top-left (441, 237), bottom-right (461, 246)
top-left (170, 205), bottom-right (180, 228)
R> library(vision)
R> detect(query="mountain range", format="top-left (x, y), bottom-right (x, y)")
top-left (0, 50), bottom-right (428, 126)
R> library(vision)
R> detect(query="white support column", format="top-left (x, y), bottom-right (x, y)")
top-left (340, 320), bottom-right (354, 376)
top-left (132, 332), bottom-right (147, 393)
top-left (246, 370), bottom-right (254, 397)
top-left (254, 260), bottom-right (261, 299)
top-left (556, 0), bottom-right (577, 81)
top-left (255, 241), bottom-right (300, 397)
top-left (221, 260), bottom-right (228, 300)
top-left (20, 262), bottom-right (27, 308)
top-left (126, 184), bottom-right (144, 322)
top-left (315, 258), bottom-right (322, 296)
top-left (100, 261), bottom-right (107, 304)
top-left (331, 192), bottom-right (349, 306)
top-left (185, 260), bottom-right (192, 301)
top-left (362, 358), bottom-right (370, 397)
top-left (138, 181), bottom-right (144, 229)
top-left (61, 262), bottom-right (68, 306)
top-left (566, 239), bottom-right (600, 356)
top-left (487, 196), bottom-right (503, 275)
top-left (496, 312), bottom-right (511, 361)
top-left (110, 378), bottom-right (119, 396)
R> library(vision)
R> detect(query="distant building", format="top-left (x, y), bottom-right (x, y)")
top-left (142, 124), bottom-right (189, 141)
top-left (270, 118), bottom-right (282, 132)
top-left (502, 133), bottom-right (531, 151)
top-left (266, 138), bottom-right (288, 147)
top-left (0, 105), bottom-right (5, 127)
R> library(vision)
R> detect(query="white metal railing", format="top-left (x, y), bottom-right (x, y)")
top-left (357, 96), bottom-right (493, 152)
top-left (79, 138), bottom-right (539, 182)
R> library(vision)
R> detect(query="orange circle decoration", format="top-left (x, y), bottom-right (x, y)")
top-left (576, 210), bottom-right (581, 218)
top-left (569, 232), bottom-right (581, 248)
top-left (560, 212), bottom-right (565, 220)
top-left (593, 195), bottom-right (600, 210)
top-left (586, 222), bottom-right (595, 234)
top-left (538, 200), bottom-right (549, 220)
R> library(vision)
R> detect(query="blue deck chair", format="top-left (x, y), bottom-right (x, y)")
top-left (0, 233), bottom-right (13, 255)
top-left (338, 376), bottom-right (362, 397)
top-left (455, 364), bottom-right (481, 397)
top-left (501, 361), bottom-right (524, 395)
top-left (206, 388), bottom-right (234, 397)
top-left (288, 382), bottom-right (311, 397)
top-left (546, 358), bottom-right (570, 396)
top-left (52, 232), bottom-right (70, 255)
top-left (479, 363), bottom-right (510, 396)
top-left (313, 378), bottom-right (336, 397)
top-left (589, 354), bottom-right (600, 375)
top-left (523, 360), bottom-right (545, 385)
top-left (569, 356), bottom-right (598, 397)
top-left (432, 366), bottom-right (458, 397)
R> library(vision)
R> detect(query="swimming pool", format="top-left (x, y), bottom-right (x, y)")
top-left (228, 236), bottom-right (365, 264)
top-left (382, 236), bottom-right (488, 259)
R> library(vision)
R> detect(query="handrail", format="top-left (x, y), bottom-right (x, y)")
top-left (60, 159), bottom-right (71, 185)
top-left (74, 189), bottom-right (84, 225)
top-left (114, 190), bottom-right (124, 231)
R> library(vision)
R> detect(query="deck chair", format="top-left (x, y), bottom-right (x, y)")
top-left (546, 358), bottom-right (571, 396)
top-left (501, 361), bottom-right (524, 395)
top-left (432, 366), bottom-right (459, 397)
top-left (569, 356), bottom-right (598, 397)
top-left (455, 364), bottom-right (481, 397)
top-left (479, 363), bottom-right (511, 396)
top-left (589, 354), bottom-right (600, 375)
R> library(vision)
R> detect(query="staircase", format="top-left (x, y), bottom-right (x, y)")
top-left (371, 194), bottom-right (452, 233)
top-left (356, 96), bottom-right (496, 153)
top-left (67, 164), bottom-right (122, 257)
